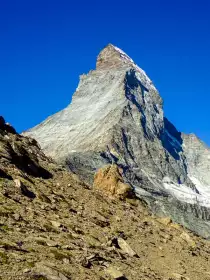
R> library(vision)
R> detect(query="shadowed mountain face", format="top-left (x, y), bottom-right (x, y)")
top-left (24, 44), bottom-right (210, 238)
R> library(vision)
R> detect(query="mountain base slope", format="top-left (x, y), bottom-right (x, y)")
top-left (0, 118), bottom-right (210, 280)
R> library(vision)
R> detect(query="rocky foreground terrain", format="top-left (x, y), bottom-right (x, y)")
top-left (1, 117), bottom-right (210, 280)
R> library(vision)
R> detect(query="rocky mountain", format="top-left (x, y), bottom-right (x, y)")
top-left (24, 44), bottom-right (210, 238)
top-left (2, 116), bottom-right (210, 280)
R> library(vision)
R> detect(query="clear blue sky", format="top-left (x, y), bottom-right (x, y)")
top-left (0, 0), bottom-right (210, 145)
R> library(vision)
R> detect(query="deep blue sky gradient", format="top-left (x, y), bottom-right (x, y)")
top-left (0, 0), bottom-right (210, 145)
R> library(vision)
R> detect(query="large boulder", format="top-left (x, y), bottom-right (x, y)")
top-left (93, 164), bottom-right (134, 199)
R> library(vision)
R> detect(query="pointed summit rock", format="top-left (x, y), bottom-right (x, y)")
top-left (24, 44), bottom-right (210, 238)
top-left (97, 44), bottom-right (144, 71)
top-left (96, 44), bottom-right (127, 69)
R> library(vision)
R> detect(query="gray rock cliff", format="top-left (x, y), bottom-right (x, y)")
top-left (24, 44), bottom-right (210, 238)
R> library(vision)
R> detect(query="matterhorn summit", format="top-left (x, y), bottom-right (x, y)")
top-left (25, 44), bottom-right (210, 237)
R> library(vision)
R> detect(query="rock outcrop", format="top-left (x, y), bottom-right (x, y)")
top-left (0, 116), bottom-right (53, 181)
top-left (24, 44), bottom-right (210, 238)
top-left (93, 164), bottom-right (134, 199)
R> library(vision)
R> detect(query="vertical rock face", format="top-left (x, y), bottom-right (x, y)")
top-left (24, 44), bottom-right (210, 238)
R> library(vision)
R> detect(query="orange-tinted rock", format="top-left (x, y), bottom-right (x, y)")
top-left (93, 164), bottom-right (134, 199)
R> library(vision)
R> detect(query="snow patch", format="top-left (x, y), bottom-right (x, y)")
top-left (113, 46), bottom-right (134, 63)
top-left (162, 177), bottom-right (210, 207)
top-left (189, 176), bottom-right (210, 197)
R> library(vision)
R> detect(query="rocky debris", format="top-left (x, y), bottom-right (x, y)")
top-left (170, 273), bottom-right (190, 280)
top-left (115, 237), bottom-right (138, 257)
top-left (13, 213), bottom-right (21, 221)
top-left (105, 266), bottom-right (125, 279)
top-left (79, 253), bottom-right (108, 269)
top-left (180, 232), bottom-right (196, 248)
top-left (14, 178), bottom-right (36, 199)
top-left (90, 212), bottom-right (110, 227)
top-left (34, 262), bottom-right (70, 280)
top-left (24, 44), bottom-right (210, 238)
top-left (0, 157), bottom-right (210, 280)
top-left (93, 164), bottom-right (134, 200)
top-left (157, 217), bottom-right (172, 226)
top-left (14, 179), bottom-right (22, 188)
top-left (51, 221), bottom-right (62, 229)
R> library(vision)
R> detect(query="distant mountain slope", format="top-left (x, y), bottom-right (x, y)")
top-left (24, 44), bottom-right (210, 238)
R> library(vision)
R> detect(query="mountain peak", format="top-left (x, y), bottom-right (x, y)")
top-left (24, 44), bottom-right (210, 239)
top-left (96, 44), bottom-right (135, 70)
top-left (96, 44), bottom-right (155, 91)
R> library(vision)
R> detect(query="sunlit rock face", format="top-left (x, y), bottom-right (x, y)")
top-left (24, 44), bottom-right (210, 238)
